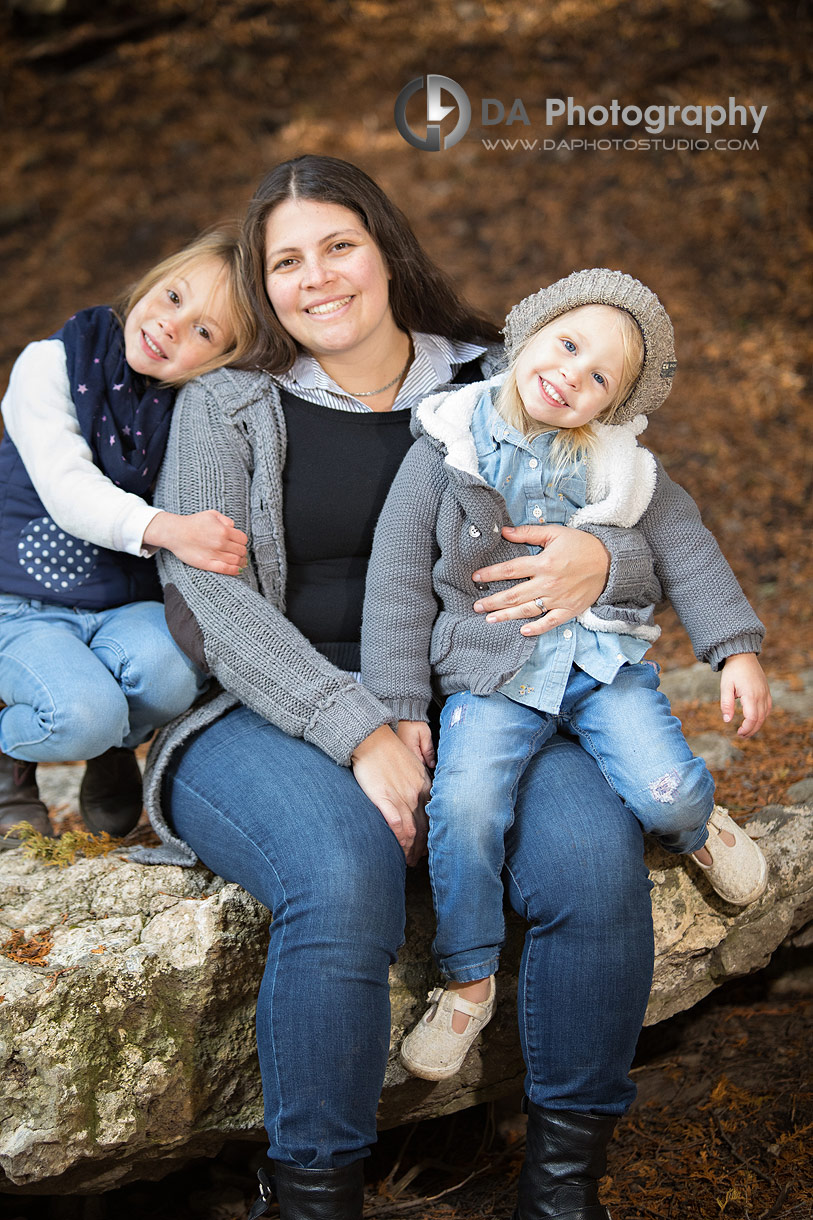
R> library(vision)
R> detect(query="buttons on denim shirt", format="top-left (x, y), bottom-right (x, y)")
top-left (528, 458), bottom-right (538, 468)
top-left (532, 507), bottom-right (543, 519)
top-left (563, 629), bottom-right (573, 639)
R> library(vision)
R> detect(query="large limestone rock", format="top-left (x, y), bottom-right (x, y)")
top-left (1, 793), bottom-right (811, 1194)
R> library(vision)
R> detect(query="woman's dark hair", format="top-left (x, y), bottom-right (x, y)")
top-left (242, 154), bottom-right (502, 372)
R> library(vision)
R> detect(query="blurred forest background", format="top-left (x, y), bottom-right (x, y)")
top-left (1, 0), bottom-right (810, 668)
top-left (0, 1), bottom-right (811, 1217)
top-left (1, 0), bottom-right (810, 811)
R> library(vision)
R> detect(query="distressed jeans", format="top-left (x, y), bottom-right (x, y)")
top-left (428, 665), bottom-right (713, 981)
top-left (163, 703), bottom-right (655, 1169)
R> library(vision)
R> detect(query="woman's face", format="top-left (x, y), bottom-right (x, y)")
top-left (263, 198), bottom-right (394, 361)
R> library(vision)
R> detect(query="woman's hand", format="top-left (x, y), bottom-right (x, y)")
top-left (472, 523), bottom-right (611, 637)
top-left (144, 510), bottom-right (248, 575)
top-left (351, 725), bottom-right (431, 865)
top-left (720, 653), bottom-right (772, 738)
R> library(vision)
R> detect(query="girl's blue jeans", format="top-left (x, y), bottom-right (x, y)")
top-left (429, 666), bottom-right (714, 982)
top-left (163, 702), bottom-right (655, 1170)
top-left (0, 595), bottom-right (206, 761)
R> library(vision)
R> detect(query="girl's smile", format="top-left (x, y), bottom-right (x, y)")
top-left (515, 304), bottom-right (627, 429)
top-left (124, 257), bottom-right (232, 384)
top-left (537, 377), bottom-right (571, 408)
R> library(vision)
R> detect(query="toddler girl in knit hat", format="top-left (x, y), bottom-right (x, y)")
top-left (362, 268), bottom-right (771, 1081)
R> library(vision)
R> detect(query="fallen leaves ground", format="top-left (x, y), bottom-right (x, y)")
top-left (672, 704), bottom-right (813, 817)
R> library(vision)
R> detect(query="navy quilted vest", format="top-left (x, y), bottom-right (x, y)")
top-left (0, 432), bottom-right (160, 609)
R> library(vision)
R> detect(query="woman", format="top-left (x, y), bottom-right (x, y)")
top-left (137, 156), bottom-right (656, 1220)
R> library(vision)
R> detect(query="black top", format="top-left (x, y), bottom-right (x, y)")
top-left (280, 359), bottom-right (485, 670)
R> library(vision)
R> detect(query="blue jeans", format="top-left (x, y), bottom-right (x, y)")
top-left (163, 703), bottom-right (654, 1169)
top-left (0, 595), bottom-right (206, 761)
top-left (429, 665), bottom-right (714, 981)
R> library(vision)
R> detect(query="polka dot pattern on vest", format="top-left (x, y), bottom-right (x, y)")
top-left (17, 517), bottom-right (99, 592)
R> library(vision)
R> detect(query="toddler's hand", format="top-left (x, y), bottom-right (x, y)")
top-left (144, 510), bottom-right (248, 575)
top-left (720, 653), bottom-right (771, 738)
top-left (397, 720), bottom-right (436, 768)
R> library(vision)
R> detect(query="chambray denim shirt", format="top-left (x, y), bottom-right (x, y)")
top-left (469, 390), bottom-right (648, 714)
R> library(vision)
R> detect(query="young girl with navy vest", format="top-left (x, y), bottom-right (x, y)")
top-left (0, 229), bottom-right (256, 846)
top-left (361, 269), bottom-right (771, 1088)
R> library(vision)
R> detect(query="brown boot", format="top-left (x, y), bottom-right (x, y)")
top-left (78, 746), bottom-right (143, 837)
top-left (0, 751), bottom-right (54, 848)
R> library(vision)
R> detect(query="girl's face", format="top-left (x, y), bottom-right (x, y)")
top-left (514, 304), bottom-right (628, 429)
top-left (124, 257), bottom-right (234, 384)
top-left (263, 198), bottom-right (394, 361)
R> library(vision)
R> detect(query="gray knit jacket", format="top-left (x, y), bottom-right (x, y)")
top-left (132, 366), bottom-right (687, 866)
top-left (361, 379), bottom-right (764, 725)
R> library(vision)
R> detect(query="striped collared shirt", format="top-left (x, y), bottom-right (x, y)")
top-left (274, 332), bottom-right (488, 413)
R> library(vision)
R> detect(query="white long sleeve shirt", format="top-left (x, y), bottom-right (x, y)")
top-left (1, 339), bottom-right (161, 556)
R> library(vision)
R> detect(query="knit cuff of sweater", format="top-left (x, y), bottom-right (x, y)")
top-left (380, 698), bottom-right (430, 725)
top-left (306, 680), bottom-right (394, 766)
top-left (705, 632), bottom-right (764, 673)
top-left (579, 523), bottom-right (657, 607)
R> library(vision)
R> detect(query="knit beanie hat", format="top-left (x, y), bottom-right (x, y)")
top-left (502, 269), bottom-right (677, 424)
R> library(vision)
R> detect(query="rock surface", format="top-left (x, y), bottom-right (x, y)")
top-left (1, 792), bottom-right (811, 1194)
top-left (2, 665), bottom-right (812, 1194)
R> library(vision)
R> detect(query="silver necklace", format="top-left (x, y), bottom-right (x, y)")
top-left (346, 352), bottom-right (411, 398)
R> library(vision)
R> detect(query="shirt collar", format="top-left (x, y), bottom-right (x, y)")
top-left (410, 333), bottom-right (488, 385)
top-left (277, 333), bottom-right (488, 411)
top-left (481, 389), bottom-right (559, 458)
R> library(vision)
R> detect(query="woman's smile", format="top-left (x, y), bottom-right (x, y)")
top-left (305, 295), bottom-right (354, 316)
top-left (264, 198), bottom-right (397, 363)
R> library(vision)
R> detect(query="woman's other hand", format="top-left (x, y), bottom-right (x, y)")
top-left (351, 725), bottom-right (431, 865)
top-left (472, 523), bottom-right (610, 637)
top-left (144, 510), bottom-right (248, 575)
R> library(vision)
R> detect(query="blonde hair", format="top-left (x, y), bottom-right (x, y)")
top-left (495, 305), bottom-right (645, 475)
top-left (120, 227), bottom-right (259, 386)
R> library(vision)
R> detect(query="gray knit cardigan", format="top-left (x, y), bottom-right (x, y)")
top-left (361, 379), bottom-right (765, 724)
top-left (132, 365), bottom-right (675, 866)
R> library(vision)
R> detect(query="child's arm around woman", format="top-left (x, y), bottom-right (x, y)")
top-left (2, 335), bottom-right (247, 576)
top-left (2, 227), bottom-right (260, 577)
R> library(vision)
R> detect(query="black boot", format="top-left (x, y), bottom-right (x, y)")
top-left (248, 1161), bottom-right (365, 1220)
top-left (78, 747), bottom-right (143, 837)
top-left (0, 751), bottom-right (54, 848)
top-left (513, 1102), bottom-right (617, 1220)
